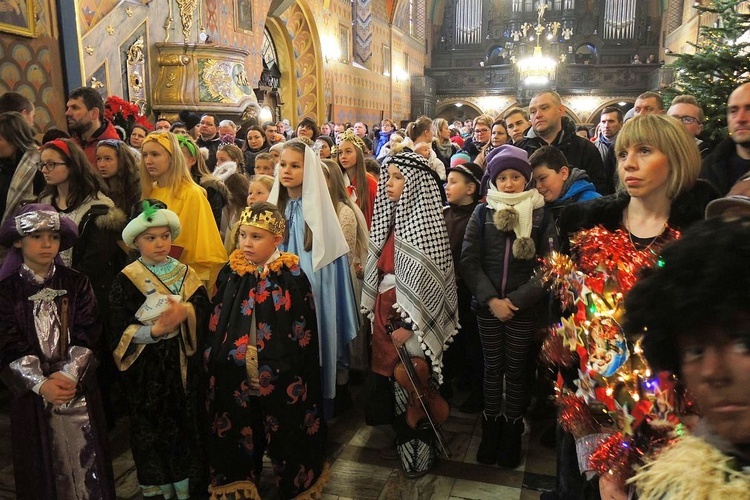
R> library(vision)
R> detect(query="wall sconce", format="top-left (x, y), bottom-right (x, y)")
top-left (322, 34), bottom-right (341, 63)
top-left (394, 68), bottom-right (409, 82)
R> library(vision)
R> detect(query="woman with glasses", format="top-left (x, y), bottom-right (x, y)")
top-left (460, 114), bottom-right (493, 162)
top-left (96, 139), bottom-right (141, 218)
top-left (475, 119), bottom-right (510, 168)
top-left (37, 139), bottom-right (129, 427)
top-left (0, 112), bottom-right (45, 228)
top-left (140, 131), bottom-right (227, 287)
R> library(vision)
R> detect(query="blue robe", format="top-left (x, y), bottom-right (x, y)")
top-left (280, 198), bottom-right (359, 400)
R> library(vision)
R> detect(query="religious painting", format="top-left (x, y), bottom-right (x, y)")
top-left (235, 0), bottom-right (253, 34)
top-left (0, 0), bottom-right (36, 37)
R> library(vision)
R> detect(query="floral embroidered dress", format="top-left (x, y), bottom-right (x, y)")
top-left (205, 250), bottom-right (328, 499)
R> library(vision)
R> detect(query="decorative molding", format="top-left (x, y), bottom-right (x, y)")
top-left (175, 0), bottom-right (198, 42)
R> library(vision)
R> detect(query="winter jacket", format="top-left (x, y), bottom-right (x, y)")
top-left (558, 179), bottom-right (719, 254)
top-left (374, 130), bottom-right (393, 157)
top-left (517, 117), bottom-right (607, 194)
top-left (459, 137), bottom-right (486, 161)
top-left (546, 168), bottom-right (601, 222)
top-left (74, 119), bottom-right (121, 168)
top-left (700, 138), bottom-right (750, 195)
top-left (461, 203), bottom-right (558, 318)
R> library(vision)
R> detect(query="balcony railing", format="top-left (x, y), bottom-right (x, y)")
top-left (426, 63), bottom-right (662, 96)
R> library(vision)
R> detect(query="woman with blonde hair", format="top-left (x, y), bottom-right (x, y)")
top-left (140, 131), bottom-right (227, 286)
top-left (432, 117), bottom-right (458, 170)
top-left (550, 114), bottom-right (719, 499)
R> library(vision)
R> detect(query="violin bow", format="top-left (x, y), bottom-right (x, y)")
top-left (393, 339), bottom-right (453, 458)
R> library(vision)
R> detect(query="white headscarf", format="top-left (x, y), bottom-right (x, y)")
top-left (269, 142), bottom-right (350, 271)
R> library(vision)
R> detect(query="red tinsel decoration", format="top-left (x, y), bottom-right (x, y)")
top-left (540, 331), bottom-right (575, 366)
top-left (570, 226), bottom-right (679, 294)
top-left (559, 395), bottom-right (600, 437)
top-left (589, 433), bottom-right (634, 488)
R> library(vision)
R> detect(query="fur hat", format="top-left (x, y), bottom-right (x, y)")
top-left (122, 200), bottom-right (181, 249)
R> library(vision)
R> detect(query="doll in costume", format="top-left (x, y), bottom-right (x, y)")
top-left (0, 204), bottom-right (115, 499)
top-left (205, 202), bottom-right (328, 499)
top-left (109, 200), bottom-right (210, 499)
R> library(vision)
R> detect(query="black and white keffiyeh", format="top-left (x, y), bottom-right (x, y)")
top-left (361, 151), bottom-right (459, 382)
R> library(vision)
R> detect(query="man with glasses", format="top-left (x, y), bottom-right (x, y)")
top-left (701, 82), bottom-right (750, 195)
top-left (668, 95), bottom-right (712, 157)
top-left (196, 113), bottom-right (221, 169)
top-left (65, 86), bottom-right (120, 167)
top-left (517, 90), bottom-right (606, 193)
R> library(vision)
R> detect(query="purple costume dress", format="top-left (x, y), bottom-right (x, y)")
top-left (0, 264), bottom-right (115, 499)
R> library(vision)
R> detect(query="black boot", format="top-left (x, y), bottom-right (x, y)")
top-left (497, 416), bottom-right (524, 468)
top-left (476, 412), bottom-right (503, 465)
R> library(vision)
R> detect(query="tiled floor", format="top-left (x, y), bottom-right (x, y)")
top-left (0, 381), bottom-right (556, 499)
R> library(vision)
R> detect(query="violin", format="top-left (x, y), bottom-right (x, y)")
top-left (390, 321), bottom-right (452, 458)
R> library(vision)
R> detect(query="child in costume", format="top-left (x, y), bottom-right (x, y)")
top-left (361, 151), bottom-right (459, 478)
top-left (623, 217), bottom-right (750, 497)
top-left (461, 145), bottom-right (557, 467)
top-left (109, 200), bottom-right (209, 500)
top-left (0, 203), bottom-right (115, 499)
top-left (139, 131), bottom-right (227, 287)
top-left (205, 202), bottom-right (328, 499)
top-left (269, 140), bottom-right (359, 418)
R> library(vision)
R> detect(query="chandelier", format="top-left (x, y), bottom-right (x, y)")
top-left (516, 4), bottom-right (558, 86)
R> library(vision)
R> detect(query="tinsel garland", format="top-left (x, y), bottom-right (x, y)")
top-left (539, 225), bottom-right (690, 483)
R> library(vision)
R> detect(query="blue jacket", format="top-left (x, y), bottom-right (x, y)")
top-left (374, 130), bottom-right (393, 157)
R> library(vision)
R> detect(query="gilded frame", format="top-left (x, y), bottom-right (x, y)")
top-left (235, 0), bottom-right (253, 34)
top-left (0, 0), bottom-right (36, 37)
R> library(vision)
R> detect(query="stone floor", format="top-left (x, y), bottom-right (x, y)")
top-left (0, 380), bottom-right (556, 499)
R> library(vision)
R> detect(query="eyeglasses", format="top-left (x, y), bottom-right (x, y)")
top-left (672, 115), bottom-right (699, 125)
top-left (475, 128), bottom-right (491, 134)
top-left (36, 161), bottom-right (67, 172)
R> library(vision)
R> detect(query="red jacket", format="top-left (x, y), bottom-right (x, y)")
top-left (74, 120), bottom-right (121, 168)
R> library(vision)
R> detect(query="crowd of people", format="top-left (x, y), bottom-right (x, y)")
top-left (0, 82), bottom-right (749, 499)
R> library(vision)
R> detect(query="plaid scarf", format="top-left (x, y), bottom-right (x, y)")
top-left (361, 151), bottom-right (459, 383)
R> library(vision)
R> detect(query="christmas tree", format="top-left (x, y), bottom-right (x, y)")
top-left (664, 0), bottom-right (750, 140)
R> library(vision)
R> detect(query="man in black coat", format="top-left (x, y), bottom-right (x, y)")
top-left (516, 90), bottom-right (606, 194)
top-left (700, 82), bottom-right (750, 195)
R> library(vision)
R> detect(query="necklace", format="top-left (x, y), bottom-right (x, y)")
top-left (625, 209), bottom-right (667, 253)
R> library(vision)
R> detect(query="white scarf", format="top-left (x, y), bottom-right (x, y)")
top-left (485, 185), bottom-right (545, 240)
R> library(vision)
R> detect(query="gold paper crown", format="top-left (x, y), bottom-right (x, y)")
top-left (239, 207), bottom-right (286, 236)
top-left (337, 129), bottom-right (366, 151)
